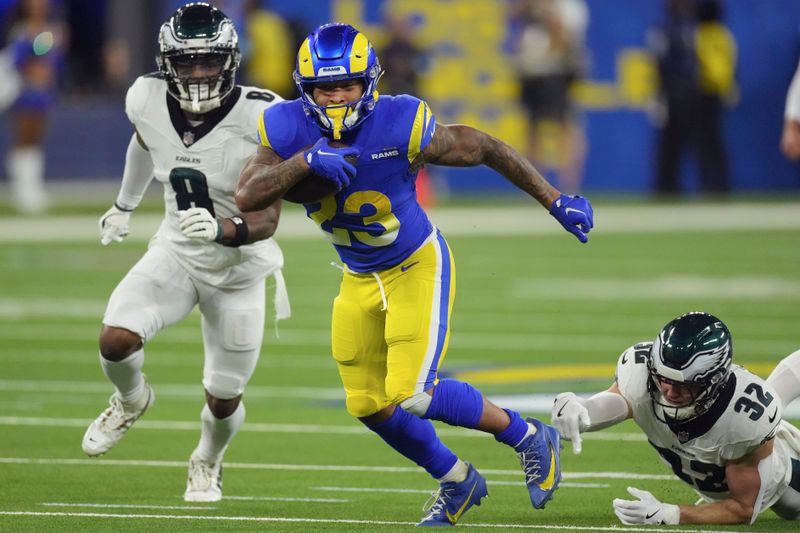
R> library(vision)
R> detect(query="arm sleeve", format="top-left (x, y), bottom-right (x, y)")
top-left (115, 133), bottom-right (155, 211)
top-left (786, 59), bottom-right (800, 121)
top-left (581, 391), bottom-right (631, 431)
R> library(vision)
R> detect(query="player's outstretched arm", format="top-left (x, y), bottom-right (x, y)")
top-left (551, 383), bottom-right (631, 454)
top-left (420, 124), bottom-right (594, 242)
top-left (99, 130), bottom-right (155, 246)
top-left (614, 441), bottom-right (772, 526)
top-left (678, 441), bottom-right (772, 525)
top-left (236, 145), bottom-right (310, 212)
top-left (419, 123), bottom-right (559, 208)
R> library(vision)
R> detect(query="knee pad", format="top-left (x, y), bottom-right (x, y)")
top-left (346, 394), bottom-right (382, 418)
top-left (400, 392), bottom-right (432, 417)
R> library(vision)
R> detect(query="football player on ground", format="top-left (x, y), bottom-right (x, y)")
top-left (552, 311), bottom-right (800, 525)
top-left (235, 23), bottom-right (594, 526)
top-left (81, 3), bottom-right (289, 502)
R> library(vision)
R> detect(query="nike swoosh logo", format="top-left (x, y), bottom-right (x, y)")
top-left (621, 353), bottom-right (628, 364)
top-left (317, 150), bottom-right (336, 156)
top-left (401, 261), bottom-right (419, 272)
top-left (445, 480), bottom-right (478, 524)
top-left (564, 207), bottom-right (585, 216)
top-left (537, 445), bottom-right (557, 490)
top-left (645, 511), bottom-right (658, 520)
top-left (557, 403), bottom-right (568, 417)
top-left (768, 409), bottom-right (778, 423)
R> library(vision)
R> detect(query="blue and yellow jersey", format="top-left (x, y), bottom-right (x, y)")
top-left (259, 95), bottom-right (437, 272)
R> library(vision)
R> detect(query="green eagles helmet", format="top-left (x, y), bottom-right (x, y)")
top-left (156, 2), bottom-right (241, 114)
top-left (647, 311), bottom-right (733, 422)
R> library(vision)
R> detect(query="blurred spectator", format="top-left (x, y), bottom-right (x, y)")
top-left (509, 0), bottom-right (589, 195)
top-left (240, 0), bottom-right (302, 99)
top-left (2, 0), bottom-right (65, 215)
top-left (379, 13), bottom-right (424, 96)
top-left (379, 11), bottom-right (436, 206)
top-left (649, 0), bottom-right (737, 196)
top-left (780, 57), bottom-right (800, 161)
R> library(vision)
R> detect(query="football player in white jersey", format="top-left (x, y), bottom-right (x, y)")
top-left (81, 3), bottom-right (288, 502)
top-left (552, 312), bottom-right (800, 525)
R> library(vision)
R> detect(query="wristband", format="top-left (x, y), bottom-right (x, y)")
top-left (223, 215), bottom-right (249, 247)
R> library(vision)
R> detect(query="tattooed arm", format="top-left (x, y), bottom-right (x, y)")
top-left (417, 124), bottom-right (561, 209)
top-left (235, 145), bottom-right (310, 212)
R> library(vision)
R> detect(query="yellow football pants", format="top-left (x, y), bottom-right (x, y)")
top-left (331, 230), bottom-right (456, 417)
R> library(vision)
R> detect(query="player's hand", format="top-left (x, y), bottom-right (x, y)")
top-left (551, 392), bottom-right (590, 454)
top-left (178, 207), bottom-right (222, 241)
top-left (549, 194), bottom-right (594, 243)
top-left (99, 204), bottom-right (132, 246)
top-left (780, 120), bottom-right (800, 161)
top-left (613, 487), bottom-right (680, 525)
top-left (303, 137), bottom-right (360, 190)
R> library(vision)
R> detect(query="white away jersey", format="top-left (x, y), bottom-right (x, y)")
top-left (126, 75), bottom-right (283, 289)
top-left (615, 342), bottom-right (800, 512)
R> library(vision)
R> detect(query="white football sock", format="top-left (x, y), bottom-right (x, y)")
top-left (438, 458), bottom-right (469, 484)
top-left (514, 421), bottom-right (538, 447)
top-left (194, 402), bottom-right (245, 464)
top-left (7, 147), bottom-right (47, 215)
top-left (100, 349), bottom-right (146, 408)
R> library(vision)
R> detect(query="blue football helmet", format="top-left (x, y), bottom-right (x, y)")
top-left (293, 23), bottom-right (382, 139)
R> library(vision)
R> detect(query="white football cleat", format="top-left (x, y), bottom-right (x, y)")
top-left (184, 452), bottom-right (223, 502)
top-left (81, 377), bottom-right (155, 457)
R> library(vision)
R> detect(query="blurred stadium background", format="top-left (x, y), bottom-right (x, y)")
top-left (1, 0), bottom-right (800, 195)
top-left (1, 0), bottom-right (800, 531)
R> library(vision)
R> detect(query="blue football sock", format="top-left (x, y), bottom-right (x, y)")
top-left (368, 406), bottom-right (458, 479)
top-left (494, 408), bottom-right (530, 448)
top-left (423, 378), bottom-right (484, 428)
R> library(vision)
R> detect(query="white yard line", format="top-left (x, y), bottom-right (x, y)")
top-left (311, 482), bottom-right (609, 494)
top-left (0, 415), bottom-right (647, 440)
top-left (0, 510), bottom-right (759, 532)
top-left (41, 503), bottom-right (214, 510)
top-left (223, 496), bottom-right (348, 503)
top-left (0, 203), bottom-right (798, 243)
top-left (0, 456), bottom-right (674, 480)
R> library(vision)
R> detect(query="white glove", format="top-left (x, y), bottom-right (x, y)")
top-left (613, 487), bottom-right (680, 525)
top-left (99, 204), bottom-right (131, 246)
top-left (178, 207), bottom-right (222, 241)
top-left (552, 392), bottom-right (590, 454)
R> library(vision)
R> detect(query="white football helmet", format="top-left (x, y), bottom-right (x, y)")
top-left (156, 2), bottom-right (240, 114)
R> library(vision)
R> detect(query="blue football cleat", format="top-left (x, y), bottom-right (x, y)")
top-left (516, 417), bottom-right (562, 509)
top-left (417, 463), bottom-right (488, 526)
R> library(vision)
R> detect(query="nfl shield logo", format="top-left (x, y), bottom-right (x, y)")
top-left (182, 131), bottom-right (195, 146)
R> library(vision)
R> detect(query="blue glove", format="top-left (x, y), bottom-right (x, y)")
top-left (303, 137), bottom-right (360, 190)
top-left (549, 194), bottom-right (594, 243)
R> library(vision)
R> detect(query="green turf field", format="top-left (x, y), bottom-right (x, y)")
top-left (1, 201), bottom-right (799, 531)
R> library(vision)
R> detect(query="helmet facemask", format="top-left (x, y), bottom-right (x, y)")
top-left (157, 3), bottom-right (240, 114)
top-left (647, 313), bottom-right (733, 424)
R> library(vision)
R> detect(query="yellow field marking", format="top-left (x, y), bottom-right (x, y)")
top-left (453, 363), bottom-right (777, 385)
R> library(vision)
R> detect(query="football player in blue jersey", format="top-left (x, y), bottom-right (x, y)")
top-left (236, 23), bottom-right (594, 526)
